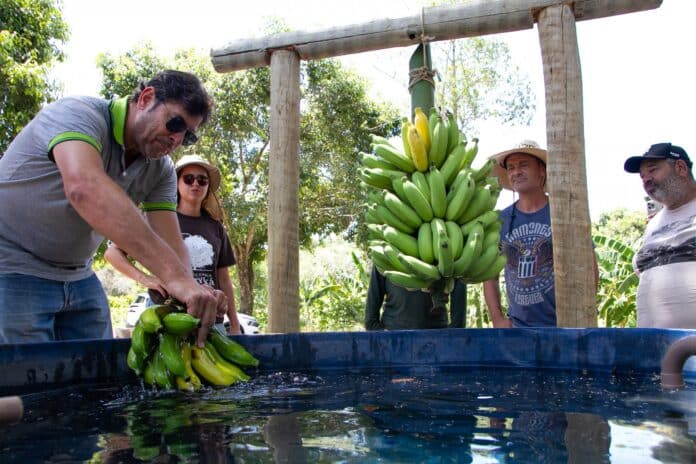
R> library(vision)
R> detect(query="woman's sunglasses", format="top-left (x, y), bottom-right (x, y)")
top-left (166, 116), bottom-right (198, 146)
top-left (181, 174), bottom-right (209, 186)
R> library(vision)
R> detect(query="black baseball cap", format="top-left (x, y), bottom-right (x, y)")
top-left (624, 142), bottom-right (692, 173)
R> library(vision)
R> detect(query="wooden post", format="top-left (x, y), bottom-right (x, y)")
top-left (268, 50), bottom-right (301, 333)
top-left (537, 5), bottom-right (597, 327)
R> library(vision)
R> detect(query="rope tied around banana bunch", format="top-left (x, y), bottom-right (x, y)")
top-left (408, 6), bottom-right (438, 91)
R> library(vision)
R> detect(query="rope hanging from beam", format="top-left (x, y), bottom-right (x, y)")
top-left (408, 7), bottom-right (438, 91)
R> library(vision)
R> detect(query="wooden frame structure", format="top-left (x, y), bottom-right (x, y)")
top-left (211, 0), bottom-right (662, 332)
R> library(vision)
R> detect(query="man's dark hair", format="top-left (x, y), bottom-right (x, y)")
top-left (131, 70), bottom-right (213, 125)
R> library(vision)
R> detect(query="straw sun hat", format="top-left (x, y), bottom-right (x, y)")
top-left (174, 154), bottom-right (224, 221)
top-left (489, 140), bottom-right (548, 191)
top-left (175, 154), bottom-right (221, 193)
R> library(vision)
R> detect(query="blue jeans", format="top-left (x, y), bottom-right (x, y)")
top-left (0, 273), bottom-right (112, 344)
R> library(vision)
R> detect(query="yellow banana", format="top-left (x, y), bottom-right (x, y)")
top-left (401, 117), bottom-right (412, 162)
top-left (413, 107), bottom-right (431, 153)
top-left (190, 346), bottom-right (235, 387)
top-left (181, 341), bottom-right (202, 391)
top-left (407, 125), bottom-right (429, 172)
top-left (203, 341), bottom-right (250, 382)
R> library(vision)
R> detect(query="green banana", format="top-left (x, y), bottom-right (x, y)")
top-left (445, 221), bottom-right (464, 260)
top-left (369, 134), bottom-right (394, 146)
top-left (453, 225), bottom-right (484, 276)
top-left (190, 345), bottom-right (235, 387)
top-left (440, 142), bottom-right (467, 186)
top-left (138, 306), bottom-right (163, 334)
top-left (203, 341), bottom-right (250, 382)
top-left (208, 325), bottom-right (260, 367)
top-left (382, 192), bottom-right (422, 229)
top-left (460, 138), bottom-right (479, 169)
top-left (445, 172), bottom-right (475, 221)
top-left (411, 170), bottom-right (430, 200)
top-left (373, 143), bottom-right (416, 173)
top-left (359, 167), bottom-right (404, 190)
top-left (383, 270), bottom-right (433, 291)
top-left (369, 246), bottom-right (397, 274)
top-left (397, 253), bottom-right (442, 281)
top-left (470, 254), bottom-right (507, 283)
top-left (485, 219), bottom-right (503, 237)
top-left (162, 312), bottom-right (200, 336)
top-left (472, 158), bottom-right (496, 183)
top-left (376, 204), bottom-right (415, 235)
top-left (427, 167), bottom-right (447, 218)
top-left (151, 350), bottom-right (175, 390)
top-left (127, 347), bottom-right (145, 375)
top-left (428, 113), bottom-right (449, 168)
top-left (402, 179), bottom-right (434, 222)
top-left (391, 176), bottom-right (409, 203)
top-left (457, 185), bottom-right (492, 224)
top-left (436, 229), bottom-right (454, 278)
top-left (382, 243), bottom-right (412, 274)
top-left (382, 225), bottom-right (420, 258)
top-left (465, 243), bottom-right (499, 278)
top-left (366, 223), bottom-right (385, 241)
top-left (417, 222), bottom-right (435, 264)
top-left (159, 332), bottom-right (188, 379)
top-left (430, 218), bottom-right (446, 254)
top-left (445, 111), bottom-right (460, 155)
top-left (428, 107), bottom-right (438, 144)
top-left (482, 227), bottom-right (501, 251)
top-left (360, 151), bottom-right (398, 171)
top-left (131, 322), bottom-right (154, 360)
top-left (365, 205), bottom-right (380, 225)
top-left (143, 359), bottom-right (156, 387)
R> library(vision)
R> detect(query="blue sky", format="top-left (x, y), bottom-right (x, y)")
top-left (53, 0), bottom-right (695, 219)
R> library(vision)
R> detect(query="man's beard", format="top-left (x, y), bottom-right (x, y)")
top-left (647, 172), bottom-right (683, 204)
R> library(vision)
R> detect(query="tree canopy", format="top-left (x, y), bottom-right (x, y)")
top-left (0, 0), bottom-right (69, 153)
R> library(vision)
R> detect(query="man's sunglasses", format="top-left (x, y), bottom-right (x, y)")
top-left (165, 116), bottom-right (198, 146)
top-left (181, 173), bottom-right (209, 186)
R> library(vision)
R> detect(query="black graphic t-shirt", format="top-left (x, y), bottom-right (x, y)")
top-left (177, 212), bottom-right (235, 290)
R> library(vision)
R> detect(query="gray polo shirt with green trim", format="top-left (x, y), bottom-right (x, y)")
top-left (0, 95), bottom-right (177, 281)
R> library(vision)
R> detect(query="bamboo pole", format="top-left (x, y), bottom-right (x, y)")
top-left (211, 0), bottom-right (662, 72)
top-left (538, 4), bottom-right (597, 327)
top-left (267, 50), bottom-right (301, 333)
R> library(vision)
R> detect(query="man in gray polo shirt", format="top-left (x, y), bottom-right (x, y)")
top-left (0, 70), bottom-right (225, 346)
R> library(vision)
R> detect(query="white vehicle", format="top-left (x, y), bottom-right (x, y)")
top-left (125, 292), bottom-right (260, 334)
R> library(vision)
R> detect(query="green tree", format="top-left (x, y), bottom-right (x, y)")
top-left (0, 0), bottom-right (69, 153)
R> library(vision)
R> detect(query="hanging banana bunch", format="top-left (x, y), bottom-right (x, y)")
top-left (128, 299), bottom-right (259, 391)
top-left (362, 107), bottom-right (506, 292)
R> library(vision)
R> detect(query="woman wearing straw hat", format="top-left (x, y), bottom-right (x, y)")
top-left (106, 154), bottom-right (240, 334)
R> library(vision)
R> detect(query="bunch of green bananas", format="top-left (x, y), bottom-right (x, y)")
top-left (127, 303), bottom-right (259, 391)
top-left (360, 107), bottom-right (507, 292)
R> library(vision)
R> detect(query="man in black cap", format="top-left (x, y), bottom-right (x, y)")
top-left (624, 142), bottom-right (696, 328)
